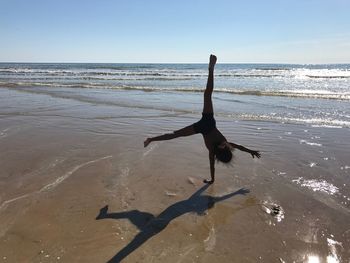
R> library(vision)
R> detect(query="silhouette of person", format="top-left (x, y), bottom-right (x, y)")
top-left (96, 184), bottom-right (250, 262)
top-left (144, 55), bottom-right (261, 183)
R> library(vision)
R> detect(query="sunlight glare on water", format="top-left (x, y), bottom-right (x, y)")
top-left (308, 255), bottom-right (320, 263)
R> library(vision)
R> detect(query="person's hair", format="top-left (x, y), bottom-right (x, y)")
top-left (214, 146), bottom-right (233, 163)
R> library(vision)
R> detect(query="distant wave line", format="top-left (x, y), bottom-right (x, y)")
top-left (2, 81), bottom-right (349, 100)
top-left (1, 68), bottom-right (350, 79)
top-left (0, 70), bottom-right (286, 78)
top-left (236, 114), bottom-right (350, 128)
top-left (305, 75), bottom-right (350, 79)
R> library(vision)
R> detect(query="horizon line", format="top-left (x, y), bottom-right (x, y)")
top-left (1, 61), bottom-right (349, 65)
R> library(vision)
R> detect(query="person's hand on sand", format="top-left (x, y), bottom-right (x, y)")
top-left (144, 138), bottom-right (151, 147)
top-left (250, 150), bottom-right (261, 158)
top-left (209, 54), bottom-right (217, 71)
top-left (203, 179), bottom-right (214, 184)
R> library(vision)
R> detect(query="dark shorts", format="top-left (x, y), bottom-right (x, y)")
top-left (193, 113), bottom-right (216, 135)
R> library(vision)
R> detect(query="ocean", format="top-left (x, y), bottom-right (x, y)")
top-left (1, 63), bottom-right (349, 128)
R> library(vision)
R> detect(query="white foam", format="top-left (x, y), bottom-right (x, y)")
top-left (300, 140), bottom-right (322, 147)
top-left (0, 193), bottom-right (31, 210)
top-left (292, 68), bottom-right (350, 79)
top-left (187, 177), bottom-right (199, 185)
top-left (0, 156), bottom-right (112, 211)
top-left (120, 167), bottom-right (129, 178)
top-left (311, 125), bottom-right (343, 129)
top-left (40, 155), bottom-right (112, 192)
top-left (0, 128), bottom-right (9, 138)
top-left (142, 144), bottom-right (158, 158)
top-left (245, 114), bottom-right (349, 128)
top-left (292, 177), bottom-right (339, 195)
top-left (204, 226), bottom-right (216, 251)
top-left (165, 191), bottom-right (177, 197)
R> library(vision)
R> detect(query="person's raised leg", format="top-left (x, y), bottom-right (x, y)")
top-left (144, 124), bottom-right (195, 147)
top-left (202, 54), bottom-right (217, 114)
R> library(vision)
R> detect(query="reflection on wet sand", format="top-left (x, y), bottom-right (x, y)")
top-left (96, 185), bottom-right (250, 262)
top-left (303, 235), bottom-right (343, 263)
top-left (308, 255), bottom-right (320, 263)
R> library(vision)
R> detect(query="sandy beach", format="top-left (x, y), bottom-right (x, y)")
top-left (0, 85), bottom-right (349, 262)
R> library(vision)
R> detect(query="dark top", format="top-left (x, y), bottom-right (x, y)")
top-left (193, 113), bottom-right (216, 135)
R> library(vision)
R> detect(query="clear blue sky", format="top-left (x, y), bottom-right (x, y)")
top-left (1, 0), bottom-right (349, 63)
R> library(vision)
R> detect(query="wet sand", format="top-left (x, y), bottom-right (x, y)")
top-left (0, 87), bottom-right (349, 262)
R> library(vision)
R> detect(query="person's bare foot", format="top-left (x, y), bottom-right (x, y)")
top-left (209, 54), bottom-right (217, 71)
top-left (144, 138), bottom-right (151, 147)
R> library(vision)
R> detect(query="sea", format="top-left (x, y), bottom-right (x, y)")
top-left (0, 63), bottom-right (349, 128)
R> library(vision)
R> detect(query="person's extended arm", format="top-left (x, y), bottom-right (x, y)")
top-left (204, 152), bottom-right (215, 184)
top-left (228, 142), bottom-right (261, 158)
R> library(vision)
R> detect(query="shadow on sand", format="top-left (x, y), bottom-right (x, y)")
top-left (96, 184), bottom-right (249, 262)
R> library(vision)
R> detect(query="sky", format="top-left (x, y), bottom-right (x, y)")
top-left (1, 0), bottom-right (350, 63)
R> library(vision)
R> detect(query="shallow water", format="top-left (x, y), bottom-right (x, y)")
top-left (1, 62), bottom-right (350, 129)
